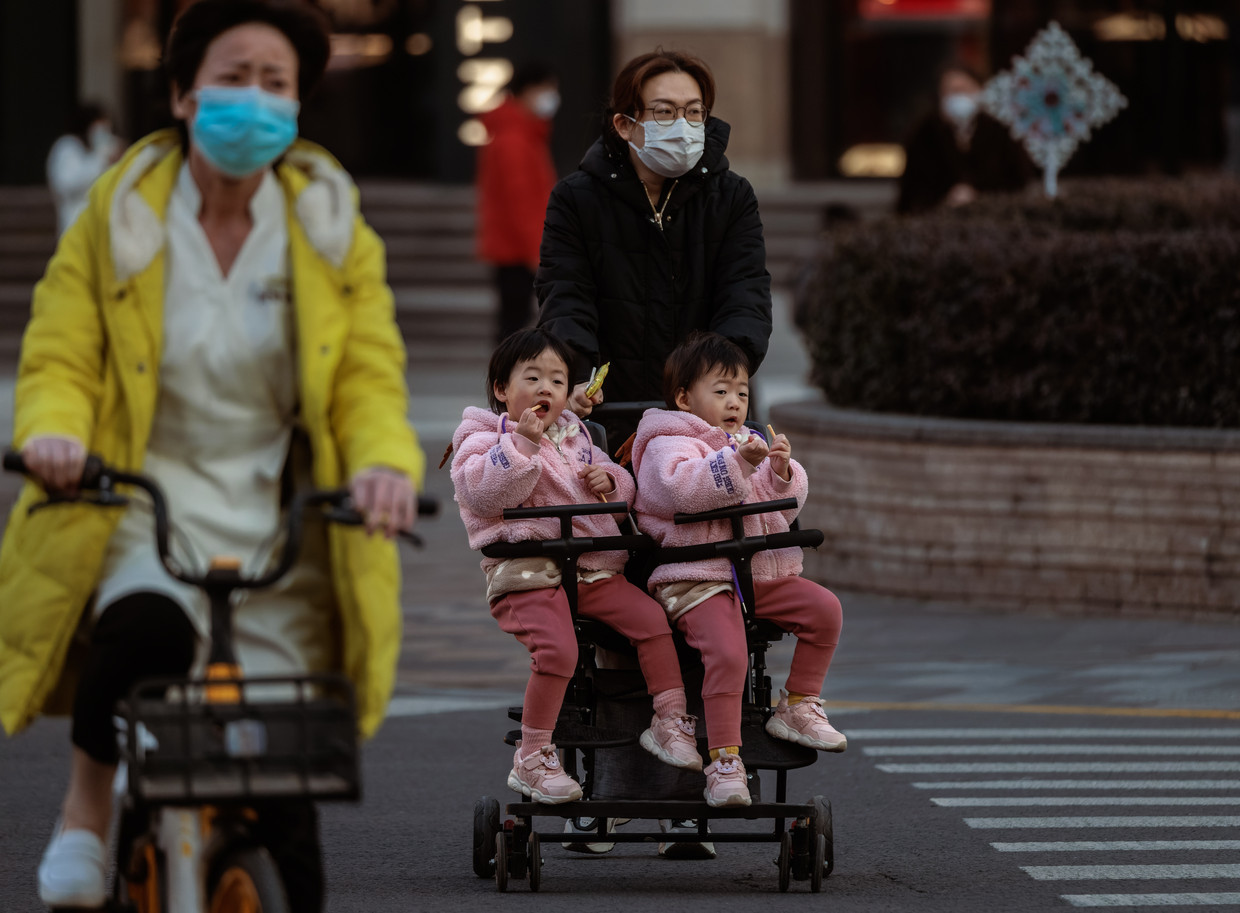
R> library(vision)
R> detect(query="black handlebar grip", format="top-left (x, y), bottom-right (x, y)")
top-left (417, 495), bottom-right (439, 517)
top-left (2, 449), bottom-right (25, 474)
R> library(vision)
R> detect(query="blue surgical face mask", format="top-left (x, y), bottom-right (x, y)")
top-left (190, 85), bottom-right (300, 179)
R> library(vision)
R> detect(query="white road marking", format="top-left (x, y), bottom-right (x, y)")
top-left (386, 694), bottom-right (515, 717)
top-left (880, 763), bottom-right (1240, 773)
top-left (1062, 894), bottom-right (1240, 907)
top-left (913, 780), bottom-right (1240, 790)
top-left (993, 841), bottom-right (1240, 852)
top-left (848, 729), bottom-right (1240, 740)
top-left (966, 816), bottom-right (1240, 829)
top-left (867, 745), bottom-right (1240, 756)
top-left (1025, 864), bottom-right (1240, 880)
top-left (935, 797), bottom-right (1240, 807)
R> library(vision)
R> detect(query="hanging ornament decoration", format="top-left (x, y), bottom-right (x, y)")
top-left (980, 21), bottom-right (1127, 198)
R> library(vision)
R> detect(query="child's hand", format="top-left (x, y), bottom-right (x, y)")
top-left (768, 433), bottom-right (792, 481)
top-left (739, 434), bottom-right (769, 468)
top-left (515, 406), bottom-right (546, 446)
top-left (578, 464), bottom-right (616, 498)
top-left (568, 382), bottom-right (603, 416)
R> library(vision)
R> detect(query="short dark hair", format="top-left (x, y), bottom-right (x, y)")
top-left (487, 327), bottom-right (576, 414)
top-left (507, 61), bottom-right (556, 97)
top-left (164, 0), bottom-right (331, 101)
top-left (607, 48), bottom-right (716, 138)
top-left (662, 331), bottom-right (750, 409)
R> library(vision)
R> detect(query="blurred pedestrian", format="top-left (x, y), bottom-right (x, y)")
top-left (476, 62), bottom-right (560, 343)
top-left (46, 102), bottom-right (123, 236)
top-left (896, 64), bottom-right (1032, 214)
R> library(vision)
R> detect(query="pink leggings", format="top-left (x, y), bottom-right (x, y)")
top-left (675, 576), bottom-right (842, 750)
top-left (491, 574), bottom-right (683, 731)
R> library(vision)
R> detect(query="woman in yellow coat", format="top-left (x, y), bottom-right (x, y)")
top-left (0, 2), bottom-right (424, 909)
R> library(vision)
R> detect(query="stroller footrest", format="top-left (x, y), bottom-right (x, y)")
top-left (505, 723), bottom-right (638, 749)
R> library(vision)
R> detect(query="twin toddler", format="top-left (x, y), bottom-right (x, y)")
top-left (451, 327), bottom-right (845, 807)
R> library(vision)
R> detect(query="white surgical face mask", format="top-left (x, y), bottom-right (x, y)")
top-left (941, 92), bottom-right (979, 126)
top-left (626, 116), bottom-right (705, 178)
top-left (531, 89), bottom-right (560, 119)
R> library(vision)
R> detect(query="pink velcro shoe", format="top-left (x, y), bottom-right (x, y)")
top-left (702, 751), bottom-right (751, 808)
top-left (639, 714), bottom-right (703, 771)
top-left (765, 689), bottom-right (847, 752)
top-left (507, 745), bottom-right (583, 804)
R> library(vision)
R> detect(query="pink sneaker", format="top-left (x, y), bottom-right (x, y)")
top-left (765, 690), bottom-right (847, 752)
top-left (639, 714), bottom-right (703, 771)
top-left (507, 744), bottom-right (583, 804)
top-left (702, 751), bottom-right (751, 807)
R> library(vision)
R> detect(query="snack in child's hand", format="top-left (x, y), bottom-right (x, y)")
top-left (767, 423), bottom-right (776, 441)
top-left (584, 362), bottom-right (610, 398)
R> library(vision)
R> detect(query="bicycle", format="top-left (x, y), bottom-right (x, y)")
top-left (3, 449), bottom-right (434, 913)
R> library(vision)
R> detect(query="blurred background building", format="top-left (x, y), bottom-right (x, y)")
top-left (2, 0), bottom-right (1238, 187)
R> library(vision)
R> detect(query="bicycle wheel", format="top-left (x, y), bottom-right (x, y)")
top-left (208, 846), bottom-right (291, 913)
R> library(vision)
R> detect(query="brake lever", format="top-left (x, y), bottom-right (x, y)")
top-left (321, 506), bottom-right (424, 547)
top-left (28, 490), bottom-right (131, 515)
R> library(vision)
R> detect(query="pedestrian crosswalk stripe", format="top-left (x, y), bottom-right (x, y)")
top-left (913, 780), bottom-right (1240, 790)
top-left (1025, 864), bottom-right (1240, 880)
top-left (848, 728), bottom-right (1240, 740)
top-left (880, 762), bottom-right (1240, 773)
top-left (868, 744), bottom-right (1240, 756)
top-left (993, 841), bottom-right (1240, 852)
top-left (1062, 894), bottom-right (1240, 908)
top-left (935, 797), bottom-right (1240, 807)
top-left (966, 816), bottom-right (1240, 829)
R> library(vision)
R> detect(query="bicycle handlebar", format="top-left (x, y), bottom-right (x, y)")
top-left (3, 448), bottom-right (435, 591)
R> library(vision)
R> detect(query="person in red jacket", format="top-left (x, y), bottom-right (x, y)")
top-left (476, 62), bottom-right (560, 343)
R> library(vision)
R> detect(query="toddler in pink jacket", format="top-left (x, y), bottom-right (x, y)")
top-left (451, 328), bottom-right (701, 803)
top-left (632, 331), bottom-right (846, 808)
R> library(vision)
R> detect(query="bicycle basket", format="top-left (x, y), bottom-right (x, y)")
top-left (118, 672), bottom-right (360, 804)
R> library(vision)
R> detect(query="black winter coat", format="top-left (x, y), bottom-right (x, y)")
top-left (535, 118), bottom-right (772, 415)
top-left (896, 111), bottom-right (1032, 214)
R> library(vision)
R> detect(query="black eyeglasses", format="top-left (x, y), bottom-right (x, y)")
top-left (642, 103), bottom-right (708, 127)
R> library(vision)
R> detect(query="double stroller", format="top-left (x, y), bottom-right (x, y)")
top-left (469, 407), bottom-right (835, 893)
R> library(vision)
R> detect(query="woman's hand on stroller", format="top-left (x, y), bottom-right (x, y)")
top-left (18, 435), bottom-right (87, 492)
top-left (349, 466), bottom-right (417, 538)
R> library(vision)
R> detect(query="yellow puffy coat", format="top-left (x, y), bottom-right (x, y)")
top-left (0, 130), bottom-right (425, 737)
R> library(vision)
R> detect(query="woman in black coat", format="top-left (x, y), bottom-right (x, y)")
top-left (536, 49), bottom-right (772, 446)
top-left (897, 64), bottom-right (1032, 214)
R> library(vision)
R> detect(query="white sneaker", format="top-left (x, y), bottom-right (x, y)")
top-left (658, 819), bottom-right (716, 859)
top-left (561, 816), bottom-right (630, 854)
top-left (37, 825), bottom-right (107, 908)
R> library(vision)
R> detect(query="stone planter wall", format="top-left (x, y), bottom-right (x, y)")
top-left (769, 400), bottom-right (1240, 619)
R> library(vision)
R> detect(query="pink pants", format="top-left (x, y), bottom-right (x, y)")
top-left (675, 576), bottom-right (842, 750)
top-left (491, 574), bottom-right (683, 731)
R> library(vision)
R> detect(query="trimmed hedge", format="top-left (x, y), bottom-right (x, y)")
top-left (801, 177), bottom-right (1240, 427)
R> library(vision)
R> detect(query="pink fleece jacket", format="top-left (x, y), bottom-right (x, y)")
top-left (632, 408), bottom-right (809, 589)
top-left (450, 406), bottom-right (635, 572)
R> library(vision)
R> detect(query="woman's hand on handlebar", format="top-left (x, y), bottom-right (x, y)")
top-left (349, 466), bottom-right (416, 539)
top-left (568, 382), bottom-right (603, 417)
top-left (20, 435), bottom-right (87, 491)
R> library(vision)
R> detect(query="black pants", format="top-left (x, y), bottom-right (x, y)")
top-left (71, 592), bottom-right (197, 764)
top-left (494, 264), bottom-right (536, 343)
top-left (71, 592), bottom-right (325, 912)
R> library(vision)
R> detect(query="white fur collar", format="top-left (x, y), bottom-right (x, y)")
top-left (109, 140), bottom-right (357, 282)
